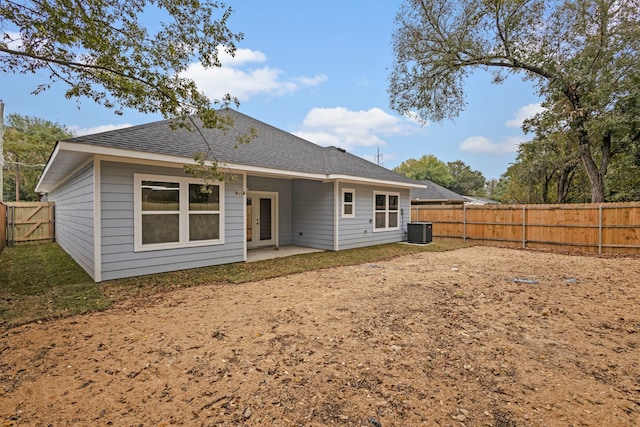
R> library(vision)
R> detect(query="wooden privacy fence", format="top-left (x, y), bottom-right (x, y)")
top-left (5, 202), bottom-right (55, 245)
top-left (411, 202), bottom-right (640, 255)
top-left (0, 202), bottom-right (6, 253)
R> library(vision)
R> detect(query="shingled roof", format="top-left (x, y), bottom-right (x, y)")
top-left (60, 109), bottom-right (419, 186)
top-left (411, 180), bottom-right (466, 203)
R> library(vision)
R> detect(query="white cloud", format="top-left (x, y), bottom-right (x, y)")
top-left (460, 135), bottom-right (523, 153)
top-left (293, 107), bottom-right (418, 150)
top-left (70, 123), bottom-right (133, 136)
top-left (506, 103), bottom-right (545, 128)
top-left (181, 47), bottom-right (327, 102)
top-left (217, 46), bottom-right (267, 66)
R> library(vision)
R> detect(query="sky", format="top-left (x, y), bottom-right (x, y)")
top-left (1, 0), bottom-right (545, 180)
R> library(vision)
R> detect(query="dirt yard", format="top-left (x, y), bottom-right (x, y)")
top-left (1, 246), bottom-right (639, 426)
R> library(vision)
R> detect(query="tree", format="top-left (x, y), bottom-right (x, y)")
top-left (519, 110), bottom-right (584, 204)
top-left (1, 1), bottom-right (243, 130)
top-left (3, 114), bottom-right (73, 201)
top-left (605, 151), bottom-right (640, 201)
top-left (499, 136), bottom-right (591, 204)
top-left (389, 0), bottom-right (640, 202)
top-left (485, 177), bottom-right (509, 202)
top-left (446, 160), bottom-right (486, 196)
top-left (603, 72), bottom-right (640, 201)
top-left (393, 154), bottom-right (454, 187)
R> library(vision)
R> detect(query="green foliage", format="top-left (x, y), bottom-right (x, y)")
top-left (2, 114), bottom-right (73, 201)
top-left (498, 134), bottom-right (591, 204)
top-left (485, 178), bottom-right (508, 203)
top-left (605, 144), bottom-right (640, 201)
top-left (389, 0), bottom-right (640, 202)
top-left (446, 160), bottom-right (486, 196)
top-left (394, 155), bottom-right (488, 196)
top-left (507, 69), bottom-right (640, 203)
top-left (0, 0), bottom-right (243, 129)
top-left (393, 154), bottom-right (454, 187)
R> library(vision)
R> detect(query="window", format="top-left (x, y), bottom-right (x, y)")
top-left (135, 174), bottom-right (224, 251)
top-left (188, 183), bottom-right (220, 241)
top-left (373, 191), bottom-right (400, 231)
top-left (342, 188), bottom-right (355, 218)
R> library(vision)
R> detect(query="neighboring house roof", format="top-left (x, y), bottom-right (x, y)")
top-left (37, 109), bottom-right (423, 193)
top-left (411, 180), bottom-right (466, 204)
top-left (463, 196), bottom-right (500, 205)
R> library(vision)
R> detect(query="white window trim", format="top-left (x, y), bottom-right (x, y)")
top-left (342, 188), bottom-right (355, 218)
top-left (134, 173), bottom-right (225, 252)
top-left (373, 191), bottom-right (400, 232)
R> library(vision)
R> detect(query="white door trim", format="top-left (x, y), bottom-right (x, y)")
top-left (246, 191), bottom-right (278, 248)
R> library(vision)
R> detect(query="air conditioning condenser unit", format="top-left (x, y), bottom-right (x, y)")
top-left (407, 222), bottom-right (432, 244)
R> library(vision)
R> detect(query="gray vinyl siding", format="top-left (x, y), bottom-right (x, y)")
top-left (338, 185), bottom-right (411, 250)
top-left (99, 161), bottom-right (245, 281)
top-left (291, 180), bottom-right (335, 250)
top-left (246, 176), bottom-right (293, 245)
top-left (48, 162), bottom-right (95, 278)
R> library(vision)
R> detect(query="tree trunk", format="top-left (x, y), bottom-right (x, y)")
top-left (565, 86), bottom-right (606, 203)
top-left (542, 175), bottom-right (550, 204)
top-left (578, 143), bottom-right (605, 202)
top-left (574, 115), bottom-right (605, 202)
top-left (557, 163), bottom-right (577, 204)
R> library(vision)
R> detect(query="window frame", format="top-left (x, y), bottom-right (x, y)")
top-left (342, 188), bottom-right (355, 218)
top-left (373, 191), bottom-right (400, 232)
top-left (134, 173), bottom-right (224, 252)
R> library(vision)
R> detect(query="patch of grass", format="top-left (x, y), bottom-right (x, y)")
top-left (1, 239), bottom-right (471, 328)
top-left (0, 243), bottom-right (112, 328)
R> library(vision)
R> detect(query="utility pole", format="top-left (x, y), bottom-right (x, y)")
top-left (0, 100), bottom-right (4, 202)
top-left (374, 147), bottom-right (383, 166)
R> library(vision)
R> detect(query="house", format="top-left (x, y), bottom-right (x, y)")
top-left (36, 109), bottom-right (424, 282)
top-left (410, 180), bottom-right (466, 205)
top-left (462, 196), bottom-right (500, 205)
top-left (411, 180), bottom-right (500, 206)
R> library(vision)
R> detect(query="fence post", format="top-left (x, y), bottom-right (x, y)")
top-left (598, 204), bottom-right (603, 255)
top-left (461, 204), bottom-right (465, 242)
top-left (9, 205), bottom-right (14, 245)
top-left (522, 205), bottom-right (526, 248)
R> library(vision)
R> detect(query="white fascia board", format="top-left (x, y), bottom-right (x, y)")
top-left (56, 141), bottom-right (196, 164)
top-left (331, 175), bottom-right (424, 189)
top-left (35, 143), bottom-right (61, 193)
